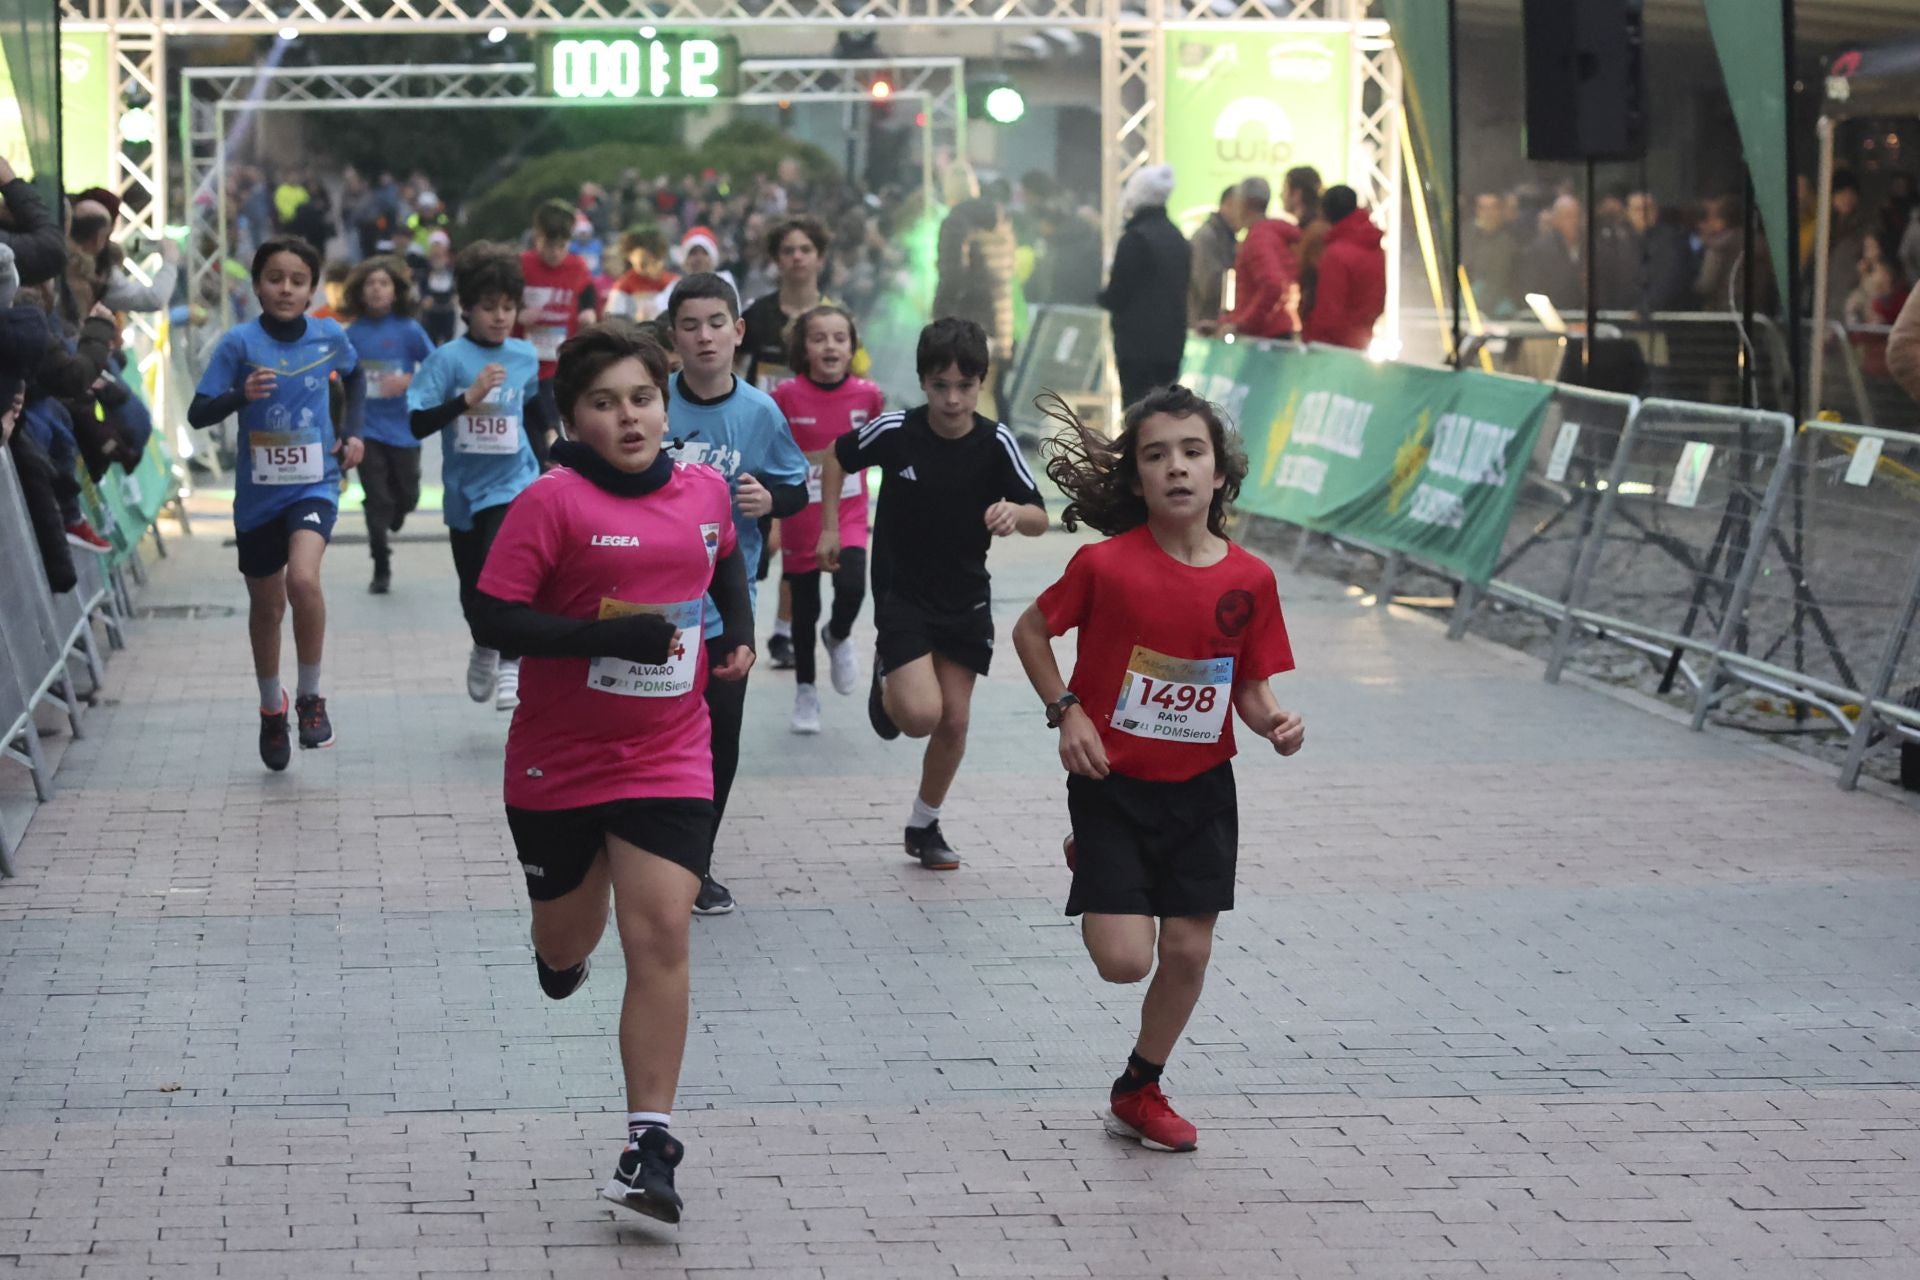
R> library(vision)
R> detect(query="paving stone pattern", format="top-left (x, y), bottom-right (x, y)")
top-left (3, 518), bottom-right (1919, 1278)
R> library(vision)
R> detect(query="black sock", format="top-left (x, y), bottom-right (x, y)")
top-left (536, 955), bottom-right (585, 999)
top-left (1113, 1051), bottom-right (1164, 1097)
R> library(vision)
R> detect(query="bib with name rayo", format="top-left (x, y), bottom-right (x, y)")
top-left (806, 461), bottom-right (863, 504)
top-left (455, 409), bottom-right (520, 454)
top-left (251, 432), bottom-right (324, 485)
top-left (587, 598), bottom-right (702, 698)
top-left (1111, 647), bottom-right (1233, 744)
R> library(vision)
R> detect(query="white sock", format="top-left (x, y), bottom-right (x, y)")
top-left (908, 796), bottom-right (941, 829)
top-left (296, 663), bottom-right (322, 699)
top-left (257, 676), bottom-right (283, 712)
top-left (627, 1111), bottom-right (671, 1147)
top-left (773, 618), bottom-right (792, 639)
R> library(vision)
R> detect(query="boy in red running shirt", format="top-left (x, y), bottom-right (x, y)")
top-left (772, 304), bottom-right (885, 733)
top-left (1011, 385), bottom-right (1306, 1154)
top-left (517, 199), bottom-right (598, 456)
top-left (469, 323), bottom-right (755, 1223)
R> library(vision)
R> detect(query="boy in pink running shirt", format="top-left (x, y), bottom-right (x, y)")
top-left (772, 305), bottom-right (885, 733)
top-left (470, 322), bottom-right (755, 1225)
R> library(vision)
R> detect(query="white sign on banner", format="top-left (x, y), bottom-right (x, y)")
top-left (1545, 422), bottom-right (1581, 483)
top-left (1843, 437), bottom-right (1883, 487)
top-left (1666, 441), bottom-right (1714, 509)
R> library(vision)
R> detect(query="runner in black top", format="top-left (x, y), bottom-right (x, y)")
top-left (818, 317), bottom-right (1048, 870)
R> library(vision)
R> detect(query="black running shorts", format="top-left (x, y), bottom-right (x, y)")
top-left (874, 592), bottom-right (995, 677)
top-left (505, 798), bottom-right (716, 900)
top-left (1064, 761), bottom-right (1237, 918)
top-left (235, 498), bottom-right (337, 579)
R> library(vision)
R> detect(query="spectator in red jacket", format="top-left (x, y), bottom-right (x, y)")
top-left (1302, 185), bottom-right (1386, 351)
top-left (1221, 176), bottom-right (1301, 339)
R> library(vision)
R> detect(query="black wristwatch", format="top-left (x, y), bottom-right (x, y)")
top-left (1045, 692), bottom-right (1081, 729)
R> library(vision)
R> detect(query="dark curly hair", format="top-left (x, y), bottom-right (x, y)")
top-left (1041, 384), bottom-right (1246, 539)
top-left (553, 319), bottom-right (671, 429)
top-left (766, 215), bottom-right (830, 262)
top-left (453, 241), bottom-right (524, 312)
top-left (785, 304), bottom-right (861, 380)
top-left (341, 255), bottom-right (417, 320)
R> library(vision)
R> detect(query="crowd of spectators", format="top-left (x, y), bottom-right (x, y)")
top-left (1457, 169), bottom-right (1919, 330)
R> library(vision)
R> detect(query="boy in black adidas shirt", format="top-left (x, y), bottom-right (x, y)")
top-left (819, 317), bottom-right (1048, 870)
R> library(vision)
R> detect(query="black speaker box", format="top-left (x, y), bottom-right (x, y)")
top-left (1522, 0), bottom-right (1648, 162)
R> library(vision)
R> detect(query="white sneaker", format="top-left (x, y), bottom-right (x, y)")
top-left (494, 658), bottom-right (521, 711)
top-left (466, 645), bottom-right (499, 703)
top-left (823, 626), bottom-right (860, 696)
top-left (791, 683), bottom-right (822, 735)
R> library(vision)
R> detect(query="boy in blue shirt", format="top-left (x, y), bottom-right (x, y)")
top-left (343, 254), bottom-right (435, 595)
top-left (189, 236), bottom-right (366, 771)
top-left (664, 273), bottom-right (810, 915)
top-left (407, 242), bottom-right (549, 712)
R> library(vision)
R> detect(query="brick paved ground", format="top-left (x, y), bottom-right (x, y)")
top-left (4, 502), bottom-right (1919, 1279)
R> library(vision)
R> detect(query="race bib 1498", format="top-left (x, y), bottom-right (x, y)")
top-left (1111, 647), bottom-right (1233, 744)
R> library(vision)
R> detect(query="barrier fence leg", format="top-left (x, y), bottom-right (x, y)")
top-left (1376, 552), bottom-right (1405, 608)
top-left (1447, 582), bottom-right (1480, 640)
top-left (0, 822), bottom-right (16, 877)
top-left (1692, 438), bottom-right (1796, 733)
top-left (16, 717), bottom-right (54, 803)
top-left (1546, 407), bottom-right (1642, 684)
top-left (1839, 554), bottom-right (1920, 791)
top-left (170, 491), bottom-right (193, 537)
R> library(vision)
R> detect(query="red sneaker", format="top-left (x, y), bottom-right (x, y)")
top-left (1063, 835), bottom-right (1076, 871)
top-left (1106, 1083), bottom-right (1198, 1152)
top-left (65, 520), bottom-right (111, 550)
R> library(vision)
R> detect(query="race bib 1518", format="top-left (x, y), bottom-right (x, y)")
top-left (455, 412), bottom-right (520, 455)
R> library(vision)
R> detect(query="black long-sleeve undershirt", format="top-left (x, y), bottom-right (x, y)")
top-left (469, 544), bottom-right (754, 665)
top-left (757, 477), bottom-right (808, 519)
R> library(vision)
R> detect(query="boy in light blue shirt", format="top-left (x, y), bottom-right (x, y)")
top-left (664, 273), bottom-right (809, 916)
top-left (408, 242), bottom-right (548, 712)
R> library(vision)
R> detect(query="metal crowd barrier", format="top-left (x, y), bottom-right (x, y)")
top-left (1841, 542), bottom-right (1920, 792)
top-left (0, 450), bottom-right (103, 876)
top-left (1545, 399), bottom-right (1797, 727)
top-left (1686, 421), bottom-right (1920, 736)
top-left (1449, 383), bottom-right (1642, 641)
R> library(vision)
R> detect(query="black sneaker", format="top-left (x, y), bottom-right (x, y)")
top-left (369, 562), bottom-right (391, 595)
top-left (767, 631), bottom-right (795, 670)
top-left (389, 512), bottom-right (406, 534)
top-left (905, 821), bottom-right (961, 871)
top-left (259, 695), bottom-right (291, 772)
top-left (601, 1127), bottom-right (684, 1223)
top-left (295, 694), bottom-right (335, 750)
top-left (692, 875), bottom-right (734, 916)
top-left (536, 954), bottom-right (589, 1000)
top-left (868, 666), bottom-right (900, 741)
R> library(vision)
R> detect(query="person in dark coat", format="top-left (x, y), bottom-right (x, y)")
top-left (0, 155), bottom-right (69, 288)
top-left (1099, 165), bottom-right (1191, 409)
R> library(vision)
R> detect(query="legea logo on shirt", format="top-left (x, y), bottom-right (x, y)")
top-left (590, 534), bottom-right (642, 548)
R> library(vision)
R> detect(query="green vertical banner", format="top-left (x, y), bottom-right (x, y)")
top-left (1701, 0), bottom-right (1793, 312)
top-left (1162, 29), bottom-right (1351, 237)
top-left (1375, 0), bottom-right (1455, 282)
top-left (58, 31), bottom-right (112, 194)
top-left (0, 0), bottom-right (61, 202)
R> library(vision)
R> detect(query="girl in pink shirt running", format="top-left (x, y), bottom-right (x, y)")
top-left (772, 305), bottom-right (885, 733)
top-left (471, 322), bottom-right (755, 1225)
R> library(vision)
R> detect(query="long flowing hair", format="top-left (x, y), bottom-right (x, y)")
top-left (1039, 384), bottom-right (1247, 539)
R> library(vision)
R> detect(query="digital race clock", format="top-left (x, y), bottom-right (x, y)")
top-left (536, 34), bottom-right (741, 102)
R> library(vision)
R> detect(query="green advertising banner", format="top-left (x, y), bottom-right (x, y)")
top-left (1162, 29), bottom-right (1351, 237)
top-left (1182, 340), bottom-right (1552, 584)
top-left (0, 0), bottom-right (61, 203)
top-left (59, 32), bottom-right (113, 194)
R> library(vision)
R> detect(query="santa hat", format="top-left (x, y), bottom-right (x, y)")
top-left (682, 226), bottom-right (720, 260)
